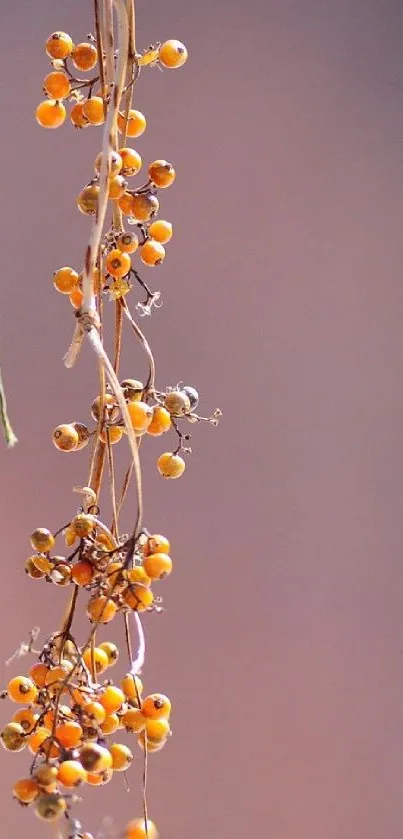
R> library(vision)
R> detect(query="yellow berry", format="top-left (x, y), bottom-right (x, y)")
top-left (94, 149), bottom-right (123, 176)
top-left (118, 109), bottom-right (146, 137)
top-left (52, 423), bottom-right (79, 451)
top-left (157, 452), bottom-right (186, 478)
top-left (35, 793), bottom-right (67, 822)
top-left (147, 406), bottom-right (171, 436)
top-left (143, 552), bottom-right (172, 580)
top-left (127, 400), bottom-right (153, 432)
top-left (1, 722), bottom-right (26, 751)
top-left (159, 39), bottom-right (188, 68)
top-left (30, 527), bottom-right (54, 552)
top-left (58, 760), bottom-right (87, 787)
top-left (148, 160), bottom-right (176, 188)
top-left (140, 239), bottom-right (165, 266)
top-left (77, 184), bottom-right (100, 215)
top-left (109, 742), bottom-right (134, 771)
top-left (148, 220), bottom-right (173, 244)
top-left (7, 676), bottom-right (38, 704)
top-left (119, 147), bottom-right (142, 176)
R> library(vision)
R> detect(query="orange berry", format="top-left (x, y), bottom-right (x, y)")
top-left (143, 552), bottom-right (172, 580)
top-left (140, 239), bottom-right (165, 266)
top-left (110, 743), bottom-right (134, 771)
top-left (70, 287), bottom-right (84, 309)
top-left (31, 553), bottom-right (53, 574)
top-left (148, 219), bottom-right (173, 244)
top-left (86, 769), bottom-right (113, 786)
top-left (43, 70), bottom-right (71, 99)
top-left (45, 31), bottom-right (73, 60)
top-left (87, 595), bottom-right (117, 624)
top-left (147, 406), bottom-right (171, 436)
top-left (148, 160), bottom-right (176, 188)
top-left (99, 641), bottom-right (119, 666)
top-left (30, 527), bottom-right (54, 552)
top-left (13, 778), bottom-right (40, 804)
top-left (118, 191), bottom-right (136, 215)
top-left (100, 713), bottom-right (120, 735)
top-left (12, 708), bottom-right (39, 733)
top-left (117, 109), bottom-right (146, 137)
top-left (36, 100), bottom-right (66, 129)
top-left (82, 646), bottom-right (109, 674)
top-left (45, 663), bottom-right (72, 690)
top-left (119, 147), bottom-right (142, 176)
top-left (125, 566), bottom-right (151, 587)
top-left (35, 792), bottom-right (67, 821)
top-left (82, 96), bottom-right (105, 125)
top-left (99, 685), bottom-right (125, 715)
top-left (52, 423), bottom-right (79, 451)
top-left (157, 451), bottom-right (186, 478)
top-left (55, 721), bottom-right (83, 749)
top-left (24, 557), bottom-right (45, 579)
top-left (29, 662), bottom-right (49, 688)
top-left (7, 676), bottom-right (38, 704)
top-left (58, 760), bottom-right (87, 787)
top-left (159, 39), bottom-right (188, 68)
top-left (71, 559), bottom-right (94, 586)
top-left (70, 101), bottom-right (90, 128)
top-left (124, 818), bottom-right (158, 839)
top-left (77, 183), bottom-right (100, 215)
top-left (99, 426), bottom-right (124, 445)
top-left (72, 42), bottom-right (98, 71)
top-left (145, 534), bottom-right (170, 556)
top-left (106, 248), bottom-right (131, 278)
top-left (122, 707), bottom-right (145, 733)
top-left (108, 174), bottom-right (128, 199)
top-left (127, 400), bottom-right (153, 432)
top-left (116, 231), bottom-right (139, 253)
top-left (131, 193), bottom-right (159, 221)
top-left (82, 701), bottom-right (106, 725)
top-left (123, 584), bottom-right (154, 612)
top-left (142, 693), bottom-right (171, 720)
top-left (53, 266), bottom-right (79, 294)
top-left (79, 743), bottom-right (112, 773)
top-left (121, 672), bottom-right (143, 701)
top-left (27, 727), bottom-right (52, 755)
top-left (145, 717), bottom-right (171, 742)
top-left (1, 722), bottom-right (26, 752)
top-left (94, 149), bottom-right (122, 176)
top-left (43, 71), bottom-right (71, 99)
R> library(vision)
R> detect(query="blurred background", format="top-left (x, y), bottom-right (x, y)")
top-left (1, 0), bottom-right (403, 836)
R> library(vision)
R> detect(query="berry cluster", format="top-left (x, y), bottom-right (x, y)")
top-left (2, 4), bottom-right (219, 838)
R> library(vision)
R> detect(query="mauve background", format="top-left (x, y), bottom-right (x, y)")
top-left (0, 0), bottom-right (403, 837)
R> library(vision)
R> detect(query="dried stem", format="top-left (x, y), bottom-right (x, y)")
top-left (0, 362), bottom-right (17, 447)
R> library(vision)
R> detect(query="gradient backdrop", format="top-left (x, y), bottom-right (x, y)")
top-left (1, 1), bottom-right (403, 837)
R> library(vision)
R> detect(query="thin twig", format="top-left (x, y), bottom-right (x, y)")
top-left (0, 363), bottom-right (17, 447)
